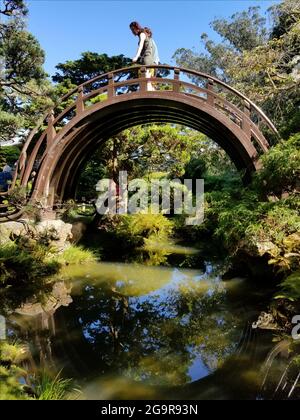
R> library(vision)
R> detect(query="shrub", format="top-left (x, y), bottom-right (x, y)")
top-left (59, 245), bottom-right (97, 265)
top-left (254, 133), bottom-right (300, 198)
top-left (0, 243), bottom-right (60, 286)
top-left (0, 342), bottom-right (78, 400)
top-left (34, 371), bottom-right (79, 400)
top-left (101, 213), bottom-right (174, 265)
top-left (276, 271), bottom-right (300, 302)
top-left (206, 193), bottom-right (300, 275)
top-left (0, 342), bottom-right (30, 400)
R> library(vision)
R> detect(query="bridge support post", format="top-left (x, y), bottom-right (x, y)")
top-left (173, 68), bottom-right (180, 92)
top-left (46, 111), bottom-right (56, 147)
top-left (76, 86), bottom-right (84, 115)
top-left (139, 67), bottom-right (147, 92)
top-left (107, 73), bottom-right (114, 98)
top-left (207, 78), bottom-right (215, 106)
top-left (242, 100), bottom-right (252, 139)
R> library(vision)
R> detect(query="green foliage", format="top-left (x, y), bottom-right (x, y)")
top-left (101, 213), bottom-right (174, 265)
top-left (203, 172), bottom-right (242, 193)
top-left (270, 0), bottom-right (300, 39)
top-left (173, 0), bottom-right (300, 136)
top-left (280, 108), bottom-right (300, 140)
top-left (0, 342), bottom-right (30, 400)
top-left (254, 133), bottom-right (300, 197)
top-left (0, 1), bottom-right (27, 17)
top-left (111, 213), bottom-right (173, 245)
top-left (184, 157), bottom-right (207, 180)
top-left (52, 52), bottom-right (131, 85)
top-left (0, 341), bottom-right (78, 400)
top-left (76, 124), bottom-right (211, 200)
top-left (182, 132), bottom-right (300, 283)
top-left (0, 2), bottom-right (53, 142)
top-left (59, 246), bottom-right (97, 265)
top-left (276, 271), bottom-right (300, 301)
top-left (202, 189), bottom-right (300, 273)
top-left (3, 185), bottom-right (28, 212)
top-left (0, 342), bottom-right (28, 365)
top-left (0, 233), bottom-right (97, 288)
top-left (1, 24), bottom-right (46, 87)
top-left (184, 143), bottom-right (234, 182)
top-left (105, 125), bottom-right (207, 179)
top-left (34, 371), bottom-right (78, 400)
top-left (0, 111), bottom-right (24, 143)
top-left (0, 241), bottom-right (60, 287)
top-left (0, 145), bottom-right (20, 167)
top-left (211, 6), bottom-right (267, 52)
top-left (173, 6), bottom-right (267, 81)
top-left (76, 160), bottom-right (107, 201)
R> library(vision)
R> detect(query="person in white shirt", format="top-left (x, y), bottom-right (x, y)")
top-left (130, 21), bottom-right (160, 91)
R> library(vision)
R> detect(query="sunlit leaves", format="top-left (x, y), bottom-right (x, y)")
top-left (0, 4), bottom-right (53, 141)
top-left (173, 0), bottom-right (300, 135)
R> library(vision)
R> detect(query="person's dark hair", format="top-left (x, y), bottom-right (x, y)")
top-left (130, 22), bottom-right (153, 37)
top-left (129, 21), bottom-right (143, 35)
top-left (144, 27), bottom-right (152, 37)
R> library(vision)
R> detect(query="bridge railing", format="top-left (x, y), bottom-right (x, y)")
top-left (45, 65), bottom-right (278, 140)
top-left (0, 65), bottom-right (279, 218)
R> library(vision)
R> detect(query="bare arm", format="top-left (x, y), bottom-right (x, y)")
top-left (132, 32), bottom-right (146, 62)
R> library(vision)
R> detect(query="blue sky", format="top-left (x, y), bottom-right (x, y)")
top-left (27, 0), bottom-right (280, 78)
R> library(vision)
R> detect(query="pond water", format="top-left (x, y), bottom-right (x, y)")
top-left (7, 259), bottom-right (275, 400)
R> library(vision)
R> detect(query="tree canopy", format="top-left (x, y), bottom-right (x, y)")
top-left (76, 124), bottom-right (220, 200)
top-left (173, 0), bottom-right (300, 137)
top-left (0, 0), bottom-right (52, 143)
top-left (0, 0), bottom-right (27, 17)
top-left (52, 52), bottom-right (132, 85)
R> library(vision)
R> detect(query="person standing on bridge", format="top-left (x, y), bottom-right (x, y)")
top-left (129, 21), bottom-right (159, 91)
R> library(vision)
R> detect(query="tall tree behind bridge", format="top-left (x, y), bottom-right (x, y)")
top-left (51, 52), bottom-right (132, 111)
top-left (0, 0), bottom-right (52, 144)
top-left (53, 52), bottom-right (132, 86)
top-left (173, 0), bottom-right (300, 137)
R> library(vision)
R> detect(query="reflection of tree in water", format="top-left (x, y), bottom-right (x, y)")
top-left (60, 276), bottom-right (243, 386)
top-left (0, 282), bottom-right (54, 317)
top-left (2, 281), bottom-right (74, 383)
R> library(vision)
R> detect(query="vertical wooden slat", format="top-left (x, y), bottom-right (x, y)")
top-left (107, 73), bottom-right (114, 98)
top-left (207, 78), bottom-right (215, 106)
top-left (242, 100), bottom-right (251, 138)
top-left (76, 86), bottom-right (84, 115)
top-left (139, 67), bottom-right (147, 92)
top-left (173, 68), bottom-right (180, 92)
top-left (47, 111), bottom-right (56, 147)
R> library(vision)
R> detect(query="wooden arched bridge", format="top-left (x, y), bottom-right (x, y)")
top-left (0, 65), bottom-right (279, 221)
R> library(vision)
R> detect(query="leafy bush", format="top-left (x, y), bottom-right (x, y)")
top-left (34, 371), bottom-right (79, 400)
top-left (182, 135), bottom-right (300, 279)
top-left (59, 245), bottom-right (97, 265)
top-left (202, 191), bottom-right (300, 274)
top-left (276, 271), bottom-right (300, 302)
top-left (0, 145), bottom-right (20, 168)
top-left (0, 342), bottom-right (30, 400)
top-left (0, 342), bottom-right (78, 400)
top-left (254, 134), bottom-right (300, 198)
top-left (100, 213), bottom-right (174, 265)
top-left (0, 243), bottom-right (60, 286)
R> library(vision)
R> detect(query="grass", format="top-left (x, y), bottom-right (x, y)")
top-left (0, 342), bottom-right (80, 400)
top-left (0, 342), bottom-right (31, 400)
top-left (35, 371), bottom-right (80, 400)
top-left (0, 243), bottom-right (60, 286)
top-left (58, 245), bottom-right (97, 265)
